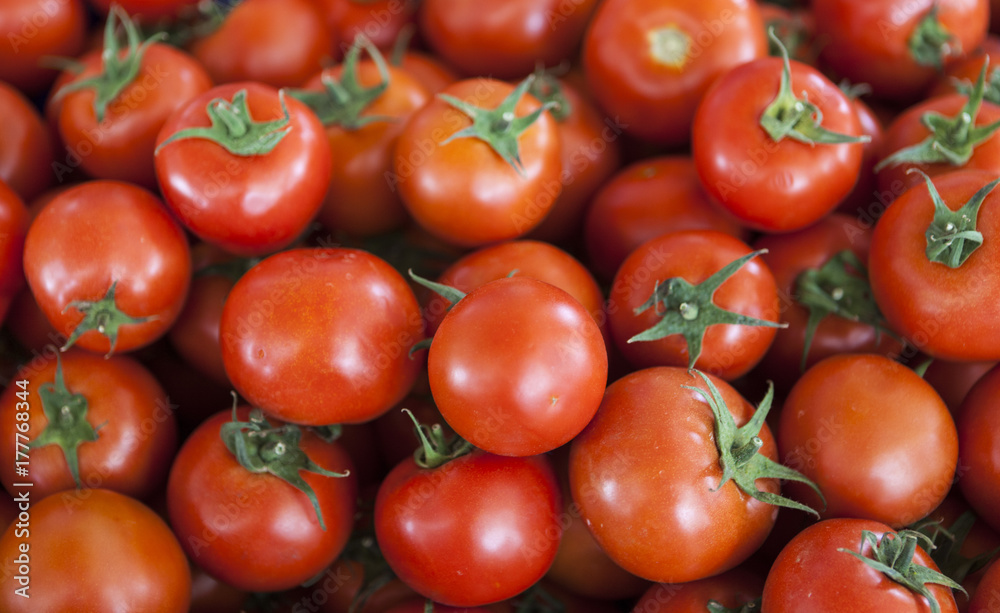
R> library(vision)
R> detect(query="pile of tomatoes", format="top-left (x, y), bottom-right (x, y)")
top-left (4, 0), bottom-right (1000, 611)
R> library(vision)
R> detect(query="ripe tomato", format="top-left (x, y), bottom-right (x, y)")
top-left (0, 180), bottom-right (28, 325)
top-left (23, 180), bottom-right (192, 354)
top-left (220, 248), bottom-right (424, 426)
top-left (0, 81), bottom-right (54, 202)
top-left (87, 0), bottom-right (199, 20)
top-left (632, 567), bottom-right (764, 612)
top-left (957, 363), bottom-right (1000, 534)
top-left (167, 406), bottom-right (357, 592)
top-left (155, 82), bottom-right (332, 256)
top-left (969, 555), bottom-right (1000, 612)
top-left (779, 353), bottom-right (958, 528)
top-left (0, 488), bottom-right (191, 612)
top-left (583, 0), bottom-right (767, 146)
top-left (314, 0), bottom-right (417, 54)
top-left (0, 0), bottom-right (87, 95)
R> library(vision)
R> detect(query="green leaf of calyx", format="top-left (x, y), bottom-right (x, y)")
top-left (707, 598), bottom-right (762, 613)
top-left (401, 408), bottom-right (471, 470)
top-left (526, 65), bottom-right (573, 122)
top-left (794, 250), bottom-right (895, 371)
top-left (683, 370), bottom-right (825, 517)
top-left (438, 74), bottom-right (557, 176)
top-left (219, 405), bottom-right (350, 531)
top-left (839, 529), bottom-right (965, 613)
top-left (909, 4), bottom-right (958, 69)
top-left (914, 169), bottom-right (1000, 267)
top-left (628, 249), bottom-right (787, 370)
top-left (953, 65), bottom-right (1000, 105)
top-left (759, 28), bottom-right (871, 146)
top-left (913, 511), bottom-right (1000, 586)
top-left (61, 281), bottom-right (154, 356)
top-left (155, 88), bottom-right (292, 156)
top-left (53, 5), bottom-right (165, 122)
top-left (287, 35), bottom-right (394, 130)
top-left (876, 60), bottom-right (1000, 171)
top-left (29, 354), bottom-right (101, 489)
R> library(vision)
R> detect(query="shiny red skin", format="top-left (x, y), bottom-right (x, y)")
top-left (779, 354), bottom-right (958, 528)
top-left (583, 0), bottom-right (767, 146)
top-left (0, 180), bottom-right (28, 325)
top-left (869, 170), bottom-right (1000, 360)
top-left (54, 42), bottom-right (213, 189)
top-left (428, 276), bottom-right (607, 456)
top-left (0, 82), bottom-right (55, 202)
top-left (420, 0), bottom-right (598, 79)
top-left (814, 0), bottom-right (988, 103)
top-left (0, 350), bottom-right (177, 501)
top-left (692, 56), bottom-right (865, 233)
top-left (633, 567), bottom-right (764, 612)
top-left (87, 0), bottom-right (199, 20)
top-left (0, 0), bottom-right (88, 95)
top-left (374, 451), bottom-right (562, 606)
top-left (583, 155), bottom-right (746, 282)
top-left (155, 82), bottom-right (332, 256)
top-left (315, 0), bottom-right (417, 55)
top-left (0, 489), bottom-right (191, 612)
top-left (219, 248), bottom-right (424, 426)
top-left (167, 407), bottom-right (358, 592)
top-left (958, 363), bottom-right (1000, 534)
top-left (607, 230), bottom-right (780, 380)
top-left (762, 518), bottom-right (959, 613)
top-left (569, 367), bottom-right (782, 583)
top-left (23, 180), bottom-right (192, 354)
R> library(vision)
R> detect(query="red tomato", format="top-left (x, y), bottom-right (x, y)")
top-left (155, 82), bottom-right (332, 256)
top-left (957, 363), bottom-right (1000, 534)
top-left (87, 0), bottom-right (199, 20)
top-left (0, 81), bottom-right (55, 202)
top-left (0, 180), bottom-right (28, 325)
top-left (219, 248), bottom-right (424, 426)
top-left (923, 358), bottom-right (997, 412)
top-left (632, 567), bottom-right (764, 612)
top-left (969, 556), bottom-right (1000, 612)
top-left (583, 0), bottom-right (767, 146)
top-left (393, 49), bottom-right (458, 95)
top-left (23, 180), bottom-right (192, 354)
top-left (0, 0), bottom-right (87, 95)
top-left (0, 488), bottom-right (191, 612)
top-left (837, 94), bottom-right (887, 218)
top-left (314, 0), bottom-right (417, 54)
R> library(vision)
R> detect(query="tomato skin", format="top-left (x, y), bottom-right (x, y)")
top-left (374, 451), bottom-right (562, 606)
top-left (957, 364), bottom-right (1000, 534)
top-left (692, 56), bottom-right (865, 233)
top-left (837, 96), bottom-right (887, 217)
top-left (607, 230), bottom-right (780, 380)
top-left (155, 82), bottom-right (332, 256)
top-left (0, 488), bottom-right (191, 612)
top-left (779, 354), bottom-right (958, 528)
top-left (393, 78), bottom-right (562, 247)
top-left (0, 82), bottom-right (55, 202)
top-left (167, 407), bottom-right (358, 592)
top-left (54, 42), bottom-right (213, 190)
top-left (428, 276), bottom-right (607, 456)
top-left (220, 248), bottom-right (424, 426)
top-left (583, 0), bottom-right (767, 146)
top-left (168, 268), bottom-right (232, 387)
top-left (394, 50), bottom-right (458, 95)
top-left (633, 567), bottom-right (764, 612)
top-left (0, 0), bottom-right (88, 95)
top-left (569, 367), bottom-right (781, 583)
top-left (0, 180), bottom-right (28, 325)
top-left (969, 556), bottom-right (1000, 612)
top-left (923, 358), bottom-right (997, 412)
top-left (23, 180), bottom-right (192, 354)
top-left (87, 0), bottom-right (199, 20)
top-left (762, 518), bottom-right (959, 613)
top-left (315, 0), bottom-right (417, 55)
top-left (868, 170), bottom-right (1000, 360)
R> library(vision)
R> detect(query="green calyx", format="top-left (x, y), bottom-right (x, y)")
top-left (759, 29), bottom-right (871, 146)
top-left (406, 269), bottom-right (466, 357)
top-left (684, 370), bottom-right (825, 516)
top-left (287, 36), bottom-right (393, 130)
top-left (219, 406), bottom-right (350, 531)
top-left (155, 88), bottom-right (292, 157)
top-left (877, 60), bottom-right (1000, 171)
top-left (794, 250), bottom-right (893, 372)
top-left (401, 408), bottom-right (471, 470)
top-left (54, 6), bottom-right (163, 122)
top-left (909, 5), bottom-right (957, 69)
top-left (628, 250), bottom-right (786, 370)
top-left (61, 281), bottom-right (153, 356)
top-left (707, 599), bottom-right (761, 613)
top-left (28, 354), bottom-right (102, 489)
top-left (914, 511), bottom-right (1000, 586)
top-left (953, 65), bottom-right (1000, 106)
top-left (839, 529), bottom-right (965, 613)
top-left (438, 74), bottom-right (557, 176)
top-left (526, 66), bottom-right (573, 122)
top-left (913, 169), bottom-right (1000, 267)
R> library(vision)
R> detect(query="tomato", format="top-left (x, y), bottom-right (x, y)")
top-left (814, 0), bottom-right (988, 103)
top-left (868, 170), bottom-right (1000, 361)
top-left (583, 0), bottom-right (767, 146)
top-left (155, 82), bottom-right (332, 256)
top-left (220, 248), bottom-right (424, 426)
top-left (189, 0), bottom-right (334, 88)
top-left (314, 0), bottom-right (417, 55)
top-left (391, 77), bottom-right (562, 247)
top-left (87, 0), bottom-right (199, 20)
top-left (923, 358), bottom-right (996, 412)
top-left (0, 488), bottom-right (191, 612)
top-left (607, 230), bottom-right (781, 380)
top-left (393, 48), bottom-right (458, 95)
top-left (692, 47), bottom-right (866, 233)
top-left (836, 93), bottom-right (887, 218)
top-left (0, 0), bottom-right (87, 96)
top-left (167, 406), bottom-right (358, 592)
top-left (0, 349), bottom-right (176, 501)
top-left (779, 353), bottom-right (958, 528)
top-left (957, 363), bottom-right (1000, 534)
top-left (0, 81), bottom-right (55, 202)
top-left (427, 276), bottom-right (607, 456)
top-left (632, 567), bottom-right (764, 612)
top-left (23, 180), bottom-right (192, 354)
top-left (51, 8), bottom-right (213, 189)
top-left (969, 556), bottom-right (1000, 612)
top-left (928, 35), bottom-right (1000, 99)
top-left (420, 0), bottom-right (598, 79)
top-left (375, 448), bottom-right (562, 606)
top-left (0, 180), bottom-right (28, 326)
top-left (762, 518), bottom-right (960, 613)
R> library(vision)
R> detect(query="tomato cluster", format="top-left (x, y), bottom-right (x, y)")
top-left (3, 0), bottom-right (1000, 611)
